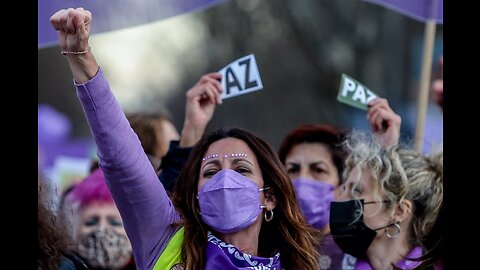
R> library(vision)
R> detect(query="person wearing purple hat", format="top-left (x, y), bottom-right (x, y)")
top-left (50, 7), bottom-right (319, 270)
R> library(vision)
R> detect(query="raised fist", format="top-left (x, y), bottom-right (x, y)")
top-left (50, 8), bottom-right (92, 53)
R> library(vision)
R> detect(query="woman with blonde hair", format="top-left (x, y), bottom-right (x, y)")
top-left (330, 132), bottom-right (443, 269)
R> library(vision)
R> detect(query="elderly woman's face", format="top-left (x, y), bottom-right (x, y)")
top-left (79, 201), bottom-right (126, 236)
top-left (77, 201), bottom-right (133, 269)
top-left (198, 138), bottom-right (264, 192)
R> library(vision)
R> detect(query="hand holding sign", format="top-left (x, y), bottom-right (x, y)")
top-left (219, 54), bottom-right (263, 100)
top-left (337, 74), bottom-right (401, 146)
top-left (367, 98), bottom-right (401, 147)
top-left (181, 72), bottom-right (223, 147)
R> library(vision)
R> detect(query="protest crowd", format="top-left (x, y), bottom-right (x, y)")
top-left (38, 4), bottom-right (443, 270)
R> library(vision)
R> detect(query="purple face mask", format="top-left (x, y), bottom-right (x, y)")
top-left (198, 169), bottom-right (268, 234)
top-left (292, 178), bottom-right (335, 229)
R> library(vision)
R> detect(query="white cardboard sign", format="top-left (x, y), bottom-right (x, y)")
top-left (219, 54), bottom-right (263, 100)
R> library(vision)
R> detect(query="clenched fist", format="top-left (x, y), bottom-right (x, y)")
top-left (50, 7), bottom-right (92, 54)
top-left (50, 7), bottom-right (98, 83)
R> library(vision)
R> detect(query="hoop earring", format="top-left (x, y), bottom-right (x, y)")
top-left (386, 222), bottom-right (401, 239)
top-left (264, 210), bottom-right (273, 222)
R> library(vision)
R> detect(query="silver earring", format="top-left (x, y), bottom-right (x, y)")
top-left (386, 222), bottom-right (401, 239)
top-left (264, 210), bottom-right (273, 222)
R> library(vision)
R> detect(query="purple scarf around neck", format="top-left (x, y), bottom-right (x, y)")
top-left (355, 246), bottom-right (422, 270)
top-left (204, 231), bottom-right (282, 270)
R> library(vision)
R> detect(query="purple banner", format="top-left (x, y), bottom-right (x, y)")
top-left (38, 104), bottom-right (96, 168)
top-left (363, 0), bottom-right (442, 24)
top-left (38, 0), bottom-right (227, 48)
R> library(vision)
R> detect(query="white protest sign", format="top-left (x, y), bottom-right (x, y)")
top-left (219, 54), bottom-right (263, 100)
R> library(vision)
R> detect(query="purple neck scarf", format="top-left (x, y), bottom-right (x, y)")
top-left (355, 246), bottom-right (422, 270)
top-left (205, 231), bottom-right (282, 270)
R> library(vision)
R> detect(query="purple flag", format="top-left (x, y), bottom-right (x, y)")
top-left (38, 104), bottom-right (96, 168)
top-left (38, 0), bottom-right (227, 48)
top-left (363, 0), bottom-right (442, 24)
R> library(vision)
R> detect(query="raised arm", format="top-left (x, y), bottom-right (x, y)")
top-left (179, 72), bottom-right (223, 147)
top-left (159, 73), bottom-right (223, 192)
top-left (50, 8), bottom-right (180, 270)
top-left (367, 98), bottom-right (401, 147)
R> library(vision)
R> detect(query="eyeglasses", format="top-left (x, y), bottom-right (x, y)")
top-left (363, 200), bottom-right (391, 205)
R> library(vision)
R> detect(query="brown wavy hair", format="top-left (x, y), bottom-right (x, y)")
top-left (171, 128), bottom-right (319, 270)
top-left (38, 171), bottom-right (73, 270)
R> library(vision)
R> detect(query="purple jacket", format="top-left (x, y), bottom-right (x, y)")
top-left (75, 68), bottom-right (181, 270)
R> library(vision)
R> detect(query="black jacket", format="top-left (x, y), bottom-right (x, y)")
top-left (58, 253), bottom-right (89, 270)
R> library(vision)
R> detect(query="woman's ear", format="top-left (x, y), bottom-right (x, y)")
top-left (393, 199), bottom-right (412, 223)
top-left (264, 188), bottom-right (277, 211)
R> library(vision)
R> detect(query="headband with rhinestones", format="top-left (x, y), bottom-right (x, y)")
top-left (202, 153), bottom-right (248, 161)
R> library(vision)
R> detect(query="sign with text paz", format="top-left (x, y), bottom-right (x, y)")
top-left (337, 74), bottom-right (379, 111)
top-left (219, 54), bottom-right (263, 100)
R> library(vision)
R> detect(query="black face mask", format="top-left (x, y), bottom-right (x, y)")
top-left (330, 199), bottom-right (393, 259)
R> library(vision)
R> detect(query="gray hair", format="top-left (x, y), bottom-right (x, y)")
top-left (343, 131), bottom-right (443, 246)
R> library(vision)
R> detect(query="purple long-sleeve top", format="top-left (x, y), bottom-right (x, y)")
top-left (75, 68), bottom-right (181, 270)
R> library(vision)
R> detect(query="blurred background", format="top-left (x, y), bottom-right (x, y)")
top-left (38, 0), bottom-right (443, 187)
